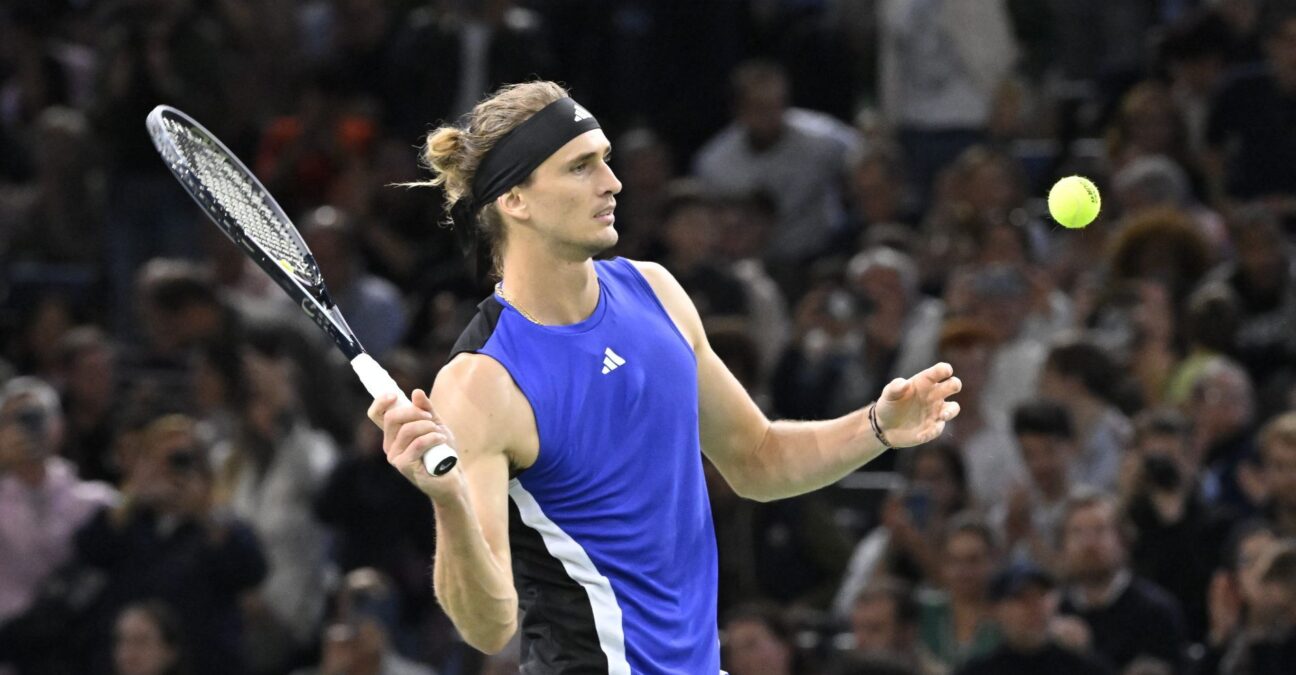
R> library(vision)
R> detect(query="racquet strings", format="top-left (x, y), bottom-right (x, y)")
top-left (160, 115), bottom-right (319, 287)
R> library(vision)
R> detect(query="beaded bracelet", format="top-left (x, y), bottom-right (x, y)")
top-left (868, 402), bottom-right (893, 449)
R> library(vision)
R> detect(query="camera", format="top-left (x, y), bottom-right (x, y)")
top-left (903, 487), bottom-right (932, 530)
top-left (166, 448), bottom-right (202, 473)
top-left (15, 409), bottom-right (48, 440)
top-left (1142, 454), bottom-right (1182, 491)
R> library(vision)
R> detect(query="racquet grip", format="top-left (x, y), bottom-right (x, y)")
top-left (351, 353), bottom-right (459, 476)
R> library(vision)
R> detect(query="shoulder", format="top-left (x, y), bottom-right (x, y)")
top-left (625, 260), bottom-right (704, 347)
top-left (694, 125), bottom-right (746, 168)
top-left (435, 352), bottom-right (521, 406)
top-left (432, 351), bottom-right (534, 457)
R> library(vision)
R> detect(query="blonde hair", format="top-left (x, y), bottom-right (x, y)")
top-left (414, 81), bottom-right (569, 275)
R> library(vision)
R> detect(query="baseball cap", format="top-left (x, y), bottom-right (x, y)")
top-left (989, 560), bottom-right (1055, 601)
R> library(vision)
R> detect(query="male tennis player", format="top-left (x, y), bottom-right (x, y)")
top-left (368, 82), bottom-right (961, 674)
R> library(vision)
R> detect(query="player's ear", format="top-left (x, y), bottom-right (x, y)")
top-left (496, 188), bottom-right (529, 222)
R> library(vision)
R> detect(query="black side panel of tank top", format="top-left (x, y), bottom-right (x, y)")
top-left (450, 296), bottom-right (505, 359)
top-left (509, 499), bottom-right (611, 674)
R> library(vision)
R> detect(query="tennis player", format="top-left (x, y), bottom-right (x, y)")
top-left (368, 81), bottom-right (962, 673)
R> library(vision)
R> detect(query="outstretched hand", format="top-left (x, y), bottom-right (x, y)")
top-left (873, 362), bottom-right (962, 448)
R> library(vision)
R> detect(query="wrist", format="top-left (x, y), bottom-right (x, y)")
top-left (868, 402), bottom-right (893, 450)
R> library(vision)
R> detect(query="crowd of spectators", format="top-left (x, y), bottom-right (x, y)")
top-left (3, 1), bottom-right (1296, 674)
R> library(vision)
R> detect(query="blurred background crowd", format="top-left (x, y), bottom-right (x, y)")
top-left (3, 0), bottom-right (1296, 674)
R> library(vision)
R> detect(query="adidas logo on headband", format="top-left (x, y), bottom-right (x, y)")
top-left (573, 103), bottom-right (593, 122)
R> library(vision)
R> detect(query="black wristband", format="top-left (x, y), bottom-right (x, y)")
top-left (869, 402), bottom-right (893, 449)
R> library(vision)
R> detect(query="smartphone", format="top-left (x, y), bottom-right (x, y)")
top-left (903, 487), bottom-right (932, 530)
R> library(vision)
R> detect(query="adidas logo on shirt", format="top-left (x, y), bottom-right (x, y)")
top-left (601, 347), bottom-right (626, 375)
top-left (573, 103), bottom-right (593, 122)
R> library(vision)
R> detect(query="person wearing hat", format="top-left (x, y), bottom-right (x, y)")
top-left (955, 561), bottom-right (1112, 675)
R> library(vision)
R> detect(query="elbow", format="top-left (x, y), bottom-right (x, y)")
top-left (463, 618), bottom-right (518, 655)
top-left (439, 585), bottom-right (519, 655)
top-left (724, 463), bottom-right (782, 503)
top-left (728, 475), bottom-right (772, 502)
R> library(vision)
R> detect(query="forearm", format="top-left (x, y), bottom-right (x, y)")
top-left (432, 493), bottom-right (518, 653)
top-left (739, 405), bottom-right (889, 502)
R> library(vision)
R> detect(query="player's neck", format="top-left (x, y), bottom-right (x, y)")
top-left (499, 249), bottom-right (599, 326)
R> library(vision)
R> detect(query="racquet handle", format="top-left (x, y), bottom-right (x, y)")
top-left (351, 353), bottom-right (459, 476)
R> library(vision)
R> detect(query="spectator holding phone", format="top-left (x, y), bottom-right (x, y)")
top-left (73, 415), bottom-right (266, 675)
top-left (0, 377), bottom-right (115, 626)
top-left (1122, 408), bottom-right (1236, 641)
top-left (834, 441), bottom-right (970, 619)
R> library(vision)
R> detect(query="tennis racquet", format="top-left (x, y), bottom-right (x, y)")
top-left (146, 105), bottom-right (458, 476)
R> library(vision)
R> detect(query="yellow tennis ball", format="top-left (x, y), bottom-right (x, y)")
top-left (1048, 176), bottom-right (1101, 229)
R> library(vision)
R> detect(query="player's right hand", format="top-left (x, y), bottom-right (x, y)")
top-left (368, 389), bottom-right (464, 500)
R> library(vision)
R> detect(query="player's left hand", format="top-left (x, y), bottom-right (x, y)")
top-left (872, 362), bottom-right (961, 448)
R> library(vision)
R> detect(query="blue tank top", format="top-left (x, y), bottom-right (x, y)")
top-left (450, 258), bottom-right (720, 674)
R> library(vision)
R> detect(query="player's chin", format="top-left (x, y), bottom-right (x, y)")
top-left (586, 223), bottom-right (619, 250)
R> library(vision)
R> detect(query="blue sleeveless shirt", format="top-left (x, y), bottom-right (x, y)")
top-left (450, 258), bottom-right (720, 674)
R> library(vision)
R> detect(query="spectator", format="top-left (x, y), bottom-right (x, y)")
top-left (962, 264), bottom-right (1053, 428)
top-left (1199, 519), bottom-right (1280, 674)
top-left (1056, 490), bottom-right (1188, 672)
top-left (955, 560), bottom-right (1112, 675)
top-left (1206, 8), bottom-right (1296, 204)
top-left (694, 60), bottom-right (860, 278)
top-left (847, 581), bottom-right (946, 675)
top-left (877, 0), bottom-right (1018, 199)
top-left (1105, 207), bottom-right (1213, 307)
top-left (1122, 407), bottom-right (1236, 641)
top-left (846, 143), bottom-right (916, 236)
top-left (1192, 357), bottom-right (1261, 515)
top-left (113, 600), bottom-right (191, 675)
top-left (0, 376), bottom-right (115, 625)
top-left (834, 440), bottom-right (970, 618)
top-left (1105, 81), bottom-right (1203, 193)
top-left (656, 180), bottom-right (749, 318)
top-left (1039, 339), bottom-right (1132, 493)
top-left (315, 412), bottom-right (436, 647)
top-left (55, 326), bottom-right (123, 484)
top-left (72, 414), bottom-right (267, 675)
top-left (773, 279), bottom-right (874, 420)
top-left (721, 603), bottom-right (801, 675)
top-left (300, 206), bottom-right (408, 359)
top-left (609, 127), bottom-right (676, 260)
top-left (1257, 413), bottom-right (1296, 539)
top-left (992, 399), bottom-right (1080, 570)
top-left (289, 568), bottom-right (437, 675)
top-left (1160, 282), bottom-right (1241, 408)
top-left (714, 190), bottom-right (792, 380)
top-left (0, 106), bottom-right (104, 266)
top-left (935, 319), bottom-right (1025, 508)
top-left (1201, 206), bottom-right (1296, 417)
top-left (211, 349), bottom-right (338, 674)
top-left (915, 515), bottom-right (1002, 670)
top-left (1160, 9), bottom-right (1235, 155)
top-left (846, 246), bottom-right (946, 400)
top-left (1219, 541), bottom-right (1296, 675)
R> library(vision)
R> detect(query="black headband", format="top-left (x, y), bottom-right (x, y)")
top-left (450, 97), bottom-right (600, 277)
top-left (472, 96), bottom-right (600, 208)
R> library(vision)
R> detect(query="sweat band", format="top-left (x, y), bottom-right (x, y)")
top-left (450, 96), bottom-right (601, 275)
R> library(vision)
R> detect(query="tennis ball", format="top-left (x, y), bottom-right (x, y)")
top-left (1048, 175), bottom-right (1101, 229)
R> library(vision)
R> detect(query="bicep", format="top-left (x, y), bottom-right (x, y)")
top-left (430, 356), bottom-right (523, 567)
top-left (696, 340), bottom-right (769, 472)
top-left (629, 261), bottom-right (770, 475)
